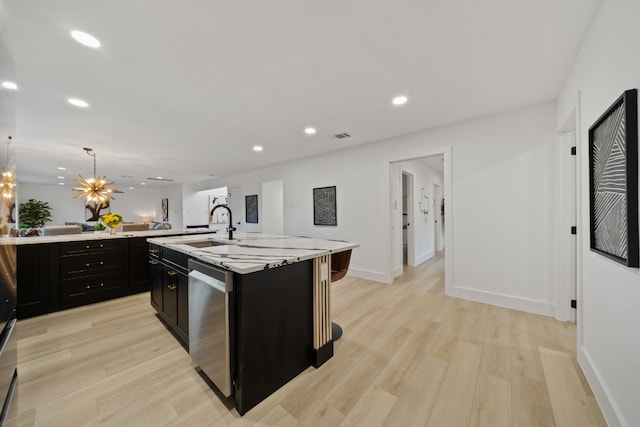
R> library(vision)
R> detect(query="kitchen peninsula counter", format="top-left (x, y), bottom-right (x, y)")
top-left (15, 228), bottom-right (212, 319)
top-left (14, 227), bottom-right (212, 245)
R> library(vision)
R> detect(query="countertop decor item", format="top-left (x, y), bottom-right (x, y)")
top-left (18, 198), bottom-right (52, 229)
top-left (100, 212), bottom-right (123, 234)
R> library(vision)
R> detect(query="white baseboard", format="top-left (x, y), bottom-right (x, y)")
top-left (447, 285), bottom-right (555, 317)
top-left (393, 266), bottom-right (403, 278)
top-left (347, 267), bottom-right (391, 284)
top-left (578, 346), bottom-right (625, 427)
top-left (415, 250), bottom-right (435, 265)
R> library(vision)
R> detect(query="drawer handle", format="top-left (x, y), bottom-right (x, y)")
top-left (167, 284), bottom-right (177, 291)
top-left (85, 283), bottom-right (104, 289)
top-left (149, 260), bottom-right (159, 265)
top-left (100, 244), bottom-right (104, 248)
top-left (85, 261), bottom-right (104, 267)
top-left (149, 249), bottom-right (159, 254)
top-left (167, 271), bottom-right (177, 276)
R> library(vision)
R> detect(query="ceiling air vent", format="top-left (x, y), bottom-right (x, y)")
top-left (146, 177), bottom-right (175, 182)
top-left (332, 133), bottom-right (351, 140)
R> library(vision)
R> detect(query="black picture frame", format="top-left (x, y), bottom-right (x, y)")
top-left (245, 194), bottom-right (258, 223)
top-left (589, 88), bottom-right (639, 267)
top-left (313, 186), bottom-right (337, 226)
top-left (162, 198), bottom-right (169, 222)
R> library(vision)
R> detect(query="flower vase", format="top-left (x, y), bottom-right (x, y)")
top-left (109, 227), bottom-right (117, 235)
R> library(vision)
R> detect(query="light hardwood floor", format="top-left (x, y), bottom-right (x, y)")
top-left (9, 253), bottom-right (606, 426)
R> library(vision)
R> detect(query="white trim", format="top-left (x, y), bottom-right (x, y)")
top-left (448, 285), bottom-right (555, 317)
top-left (415, 250), bottom-right (435, 265)
top-left (578, 346), bottom-right (625, 427)
top-left (347, 267), bottom-right (391, 284)
top-left (392, 266), bottom-right (403, 279)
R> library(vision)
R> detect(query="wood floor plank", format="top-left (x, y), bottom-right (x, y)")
top-left (539, 346), bottom-right (601, 427)
top-left (8, 253), bottom-right (605, 426)
top-left (425, 340), bottom-right (482, 427)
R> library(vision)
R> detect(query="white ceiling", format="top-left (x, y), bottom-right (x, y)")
top-left (1, 0), bottom-right (601, 189)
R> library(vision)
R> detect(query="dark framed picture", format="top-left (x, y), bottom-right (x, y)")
top-left (589, 88), bottom-right (639, 267)
top-left (162, 198), bottom-right (169, 221)
top-left (313, 186), bottom-right (337, 226)
top-left (245, 194), bottom-right (258, 223)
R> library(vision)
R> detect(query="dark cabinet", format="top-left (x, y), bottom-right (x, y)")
top-left (17, 244), bottom-right (59, 318)
top-left (59, 239), bottom-right (126, 308)
top-left (128, 237), bottom-right (150, 293)
top-left (149, 246), bottom-right (190, 346)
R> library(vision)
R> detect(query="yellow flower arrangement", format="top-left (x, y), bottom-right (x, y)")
top-left (100, 212), bottom-right (123, 231)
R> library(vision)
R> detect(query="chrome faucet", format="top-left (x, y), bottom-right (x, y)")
top-left (210, 204), bottom-right (236, 240)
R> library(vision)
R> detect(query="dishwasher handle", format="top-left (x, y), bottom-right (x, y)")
top-left (189, 269), bottom-right (227, 293)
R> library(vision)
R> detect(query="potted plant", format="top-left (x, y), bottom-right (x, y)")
top-left (100, 212), bottom-right (123, 235)
top-left (19, 199), bottom-right (53, 229)
top-left (94, 222), bottom-right (106, 233)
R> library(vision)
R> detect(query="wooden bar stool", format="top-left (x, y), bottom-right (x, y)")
top-left (330, 248), bottom-right (352, 341)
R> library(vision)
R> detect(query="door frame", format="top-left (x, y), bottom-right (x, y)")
top-left (401, 170), bottom-right (415, 266)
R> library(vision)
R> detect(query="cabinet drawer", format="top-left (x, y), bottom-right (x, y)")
top-left (60, 252), bottom-right (122, 276)
top-left (161, 248), bottom-right (188, 273)
top-left (61, 273), bottom-right (123, 307)
top-left (60, 239), bottom-right (120, 255)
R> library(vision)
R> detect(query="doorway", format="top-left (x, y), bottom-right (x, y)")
top-left (401, 171), bottom-right (414, 266)
top-left (390, 152), bottom-right (448, 283)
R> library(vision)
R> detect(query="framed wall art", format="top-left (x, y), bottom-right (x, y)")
top-left (589, 88), bottom-right (639, 267)
top-left (161, 198), bottom-right (169, 221)
top-left (313, 186), bottom-right (337, 226)
top-left (245, 194), bottom-right (258, 223)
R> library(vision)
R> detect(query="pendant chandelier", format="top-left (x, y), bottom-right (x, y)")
top-left (72, 147), bottom-right (119, 203)
top-left (0, 136), bottom-right (16, 200)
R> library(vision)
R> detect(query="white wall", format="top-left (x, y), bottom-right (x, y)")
top-left (18, 183), bottom-right (160, 225)
top-left (202, 102), bottom-right (558, 316)
top-left (557, 0), bottom-right (640, 425)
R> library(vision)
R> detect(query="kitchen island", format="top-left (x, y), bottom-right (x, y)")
top-left (147, 232), bottom-right (357, 415)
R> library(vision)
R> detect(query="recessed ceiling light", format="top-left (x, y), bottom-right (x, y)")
top-left (129, 187), bottom-right (134, 190)
top-left (68, 98), bottom-right (89, 108)
top-left (70, 30), bottom-right (101, 48)
top-left (1, 81), bottom-right (17, 90)
top-left (392, 95), bottom-right (408, 106)
top-left (304, 127), bottom-right (317, 135)
top-left (57, 176), bottom-right (65, 179)
top-left (156, 176), bottom-right (163, 180)
top-left (140, 182), bottom-right (146, 185)
top-left (253, 145), bottom-right (263, 152)
top-left (58, 182), bottom-right (65, 186)
top-left (57, 167), bottom-right (66, 171)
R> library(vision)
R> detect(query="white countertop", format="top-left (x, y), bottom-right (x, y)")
top-left (148, 232), bottom-right (358, 274)
top-left (11, 228), bottom-right (213, 245)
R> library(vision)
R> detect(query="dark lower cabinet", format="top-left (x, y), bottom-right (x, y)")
top-left (150, 247), bottom-right (189, 346)
top-left (17, 244), bottom-right (59, 318)
top-left (233, 260), bottom-right (313, 415)
top-left (59, 240), bottom-right (126, 309)
top-left (17, 235), bottom-right (191, 320)
top-left (128, 237), bottom-right (150, 293)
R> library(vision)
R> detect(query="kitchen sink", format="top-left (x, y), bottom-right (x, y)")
top-left (183, 240), bottom-right (226, 248)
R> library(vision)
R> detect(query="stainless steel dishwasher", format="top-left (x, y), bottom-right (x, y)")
top-left (188, 259), bottom-right (233, 397)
